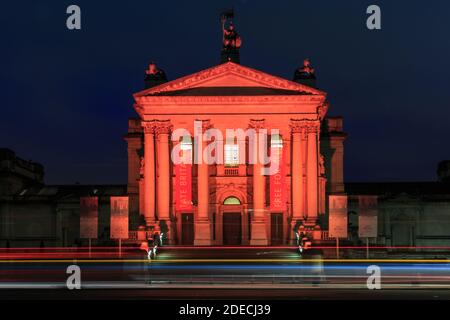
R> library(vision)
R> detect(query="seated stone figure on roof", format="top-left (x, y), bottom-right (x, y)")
top-left (295, 58), bottom-right (316, 79)
top-left (145, 62), bottom-right (166, 80)
top-left (144, 62), bottom-right (167, 88)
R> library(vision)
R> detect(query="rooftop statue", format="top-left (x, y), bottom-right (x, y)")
top-left (144, 62), bottom-right (168, 88)
top-left (145, 62), bottom-right (166, 79)
top-left (222, 21), bottom-right (242, 49)
top-left (296, 59), bottom-right (316, 78)
top-left (293, 58), bottom-right (317, 87)
top-left (221, 11), bottom-right (242, 50)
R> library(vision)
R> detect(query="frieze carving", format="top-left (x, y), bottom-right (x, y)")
top-left (248, 119), bottom-right (265, 130)
top-left (215, 182), bottom-right (248, 203)
top-left (215, 181), bottom-right (248, 189)
top-left (138, 95), bottom-right (325, 106)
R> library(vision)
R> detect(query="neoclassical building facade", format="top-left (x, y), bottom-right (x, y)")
top-left (2, 46), bottom-right (450, 249)
top-left (125, 61), bottom-right (346, 245)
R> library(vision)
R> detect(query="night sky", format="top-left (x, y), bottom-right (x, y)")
top-left (1, 0), bottom-right (450, 185)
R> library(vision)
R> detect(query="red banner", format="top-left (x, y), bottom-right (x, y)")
top-left (110, 196), bottom-right (129, 239)
top-left (80, 196), bottom-right (98, 239)
top-left (175, 145), bottom-right (193, 211)
top-left (175, 164), bottom-right (192, 211)
top-left (270, 146), bottom-right (287, 211)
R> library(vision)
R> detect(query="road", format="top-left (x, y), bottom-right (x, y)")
top-left (1, 246), bottom-right (450, 300)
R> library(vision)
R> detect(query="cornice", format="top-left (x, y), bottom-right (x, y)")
top-left (136, 94), bottom-right (325, 105)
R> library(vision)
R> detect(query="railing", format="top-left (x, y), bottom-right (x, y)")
top-left (128, 230), bottom-right (153, 241)
top-left (130, 230), bottom-right (344, 241)
top-left (128, 231), bottom-right (137, 240)
top-left (321, 231), bottom-right (350, 241)
top-left (321, 231), bottom-right (333, 240)
top-left (224, 167), bottom-right (239, 176)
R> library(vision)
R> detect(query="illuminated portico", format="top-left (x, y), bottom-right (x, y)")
top-left (127, 59), bottom-right (334, 245)
top-left (122, 15), bottom-right (346, 245)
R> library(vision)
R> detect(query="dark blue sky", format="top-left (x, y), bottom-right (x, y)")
top-left (1, 0), bottom-right (450, 184)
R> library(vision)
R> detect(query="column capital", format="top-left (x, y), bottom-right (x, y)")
top-left (249, 119), bottom-right (265, 130)
top-left (143, 122), bottom-right (156, 227)
top-left (154, 120), bottom-right (173, 135)
top-left (142, 120), bottom-right (156, 134)
top-left (306, 121), bottom-right (320, 133)
top-left (289, 119), bottom-right (305, 133)
top-left (290, 119), bottom-right (320, 133)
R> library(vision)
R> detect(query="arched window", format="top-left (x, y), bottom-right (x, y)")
top-left (223, 196), bottom-right (241, 205)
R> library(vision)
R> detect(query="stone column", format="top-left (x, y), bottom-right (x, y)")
top-left (142, 121), bottom-right (156, 227)
top-left (194, 120), bottom-right (212, 245)
top-left (155, 120), bottom-right (172, 239)
top-left (250, 119), bottom-right (268, 245)
top-left (290, 120), bottom-right (304, 220)
top-left (306, 121), bottom-right (320, 224)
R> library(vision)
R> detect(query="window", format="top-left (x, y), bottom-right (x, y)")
top-left (271, 134), bottom-right (283, 148)
top-left (224, 138), bottom-right (239, 167)
top-left (223, 196), bottom-right (241, 205)
top-left (180, 135), bottom-right (192, 163)
top-left (180, 135), bottom-right (192, 150)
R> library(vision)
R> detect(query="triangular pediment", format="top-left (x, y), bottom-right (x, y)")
top-left (134, 62), bottom-right (325, 98)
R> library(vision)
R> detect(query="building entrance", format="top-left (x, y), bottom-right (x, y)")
top-left (271, 213), bottom-right (283, 245)
top-left (223, 212), bottom-right (242, 245)
top-left (181, 213), bottom-right (194, 245)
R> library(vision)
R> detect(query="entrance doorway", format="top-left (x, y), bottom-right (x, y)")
top-left (181, 213), bottom-right (194, 245)
top-left (223, 212), bottom-right (242, 245)
top-left (271, 213), bottom-right (283, 245)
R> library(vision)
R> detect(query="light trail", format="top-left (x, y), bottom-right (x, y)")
top-left (0, 258), bottom-right (450, 263)
top-left (1, 246), bottom-right (449, 260)
top-left (160, 245), bottom-right (450, 250)
top-left (0, 247), bottom-right (139, 250)
top-left (2, 282), bottom-right (450, 290)
top-left (2, 245), bottom-right (450, 250)
top-left (3, 264), bottom-right (450, 272)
